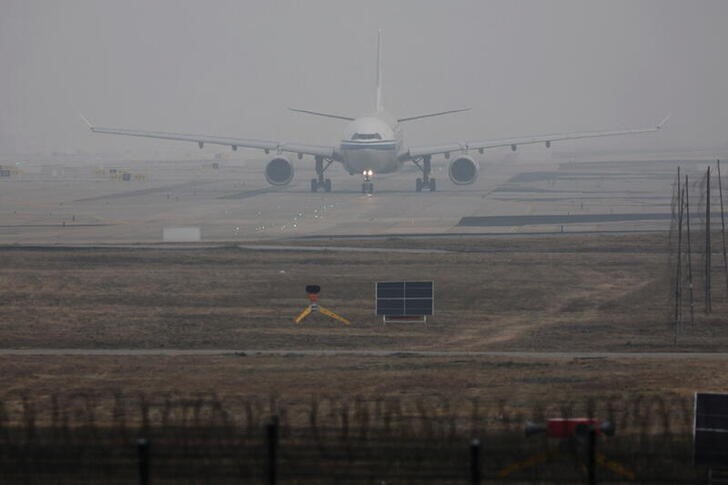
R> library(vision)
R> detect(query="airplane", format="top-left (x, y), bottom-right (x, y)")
top-left (84, 31), bottom-right (669, 194)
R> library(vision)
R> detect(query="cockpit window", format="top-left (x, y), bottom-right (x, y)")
top-left (352, 133), bottom-right (382, 140)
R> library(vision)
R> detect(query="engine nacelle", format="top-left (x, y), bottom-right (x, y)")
top-left (265, 157), bottom-right (294, 185)
top-left (448, 156), bottom-right (479, 185)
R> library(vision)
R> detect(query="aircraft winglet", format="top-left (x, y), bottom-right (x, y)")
top-left (657, 113), bottom-right (671, 130)
top-left (79, 113), bottom-right (94, 129)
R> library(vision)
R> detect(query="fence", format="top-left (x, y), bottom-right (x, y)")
top-left (0, 391), bottom-right (711, 483)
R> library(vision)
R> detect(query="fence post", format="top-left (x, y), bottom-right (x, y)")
top-left (470, 438), bottom-right (481, 485)
top-left (137, 438), bottom-right (149, 485)
top-left (587, 429), bottom-right (596, 485)
top-left (266, 416), bottom-right (279, 485)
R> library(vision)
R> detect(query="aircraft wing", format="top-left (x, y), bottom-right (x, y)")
top-left (404, 115), bottom-right (669, 160)
top-left (86, 122), bottom-right (336, 159)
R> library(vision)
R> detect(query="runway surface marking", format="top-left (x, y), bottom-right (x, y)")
top-left (219, 186), bottom-right (284, 200)
top-left (237, 245), bottom-right (451, 254)
top-left (74, 180), bottom-right (217, 202)
top-left (0, 244), bottom-right (450, 254)
top-left (1, 349), bottom-right (727, 359)
top-left (459, 213), bottom-right (672, 227)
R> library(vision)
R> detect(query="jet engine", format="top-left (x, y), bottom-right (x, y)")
top-left (448, 156), bottom-right (479, 185)
top-left (265, 157), bottom-right (294, 185)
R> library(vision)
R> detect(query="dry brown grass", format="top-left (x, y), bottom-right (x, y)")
top-left (1, 233), bottom-right (727, 421)
top-left (0, 233), bottom-right (724, 350)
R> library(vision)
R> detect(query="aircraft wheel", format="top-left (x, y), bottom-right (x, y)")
top-left (362, 183), bottom-right (367, 194)
top-left (429, 178), bottom-right (436, 192)
top-left (416, 178), bottom-right (423, 192)
top-left (367, 182), bottom-right (374, 194)
top-left (324, 179), bottom-right (332, 192)
top-left (310, 179), bottom-right (318, 192)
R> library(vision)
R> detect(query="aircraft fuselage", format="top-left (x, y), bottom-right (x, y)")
top-left (338, 113), bottom-right (403, 175)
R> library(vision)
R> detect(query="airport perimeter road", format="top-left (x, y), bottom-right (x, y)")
top-left (2, 349), bottom-right (728, 359)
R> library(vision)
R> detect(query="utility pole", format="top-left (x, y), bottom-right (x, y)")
top-left (674, 168), bottom-right (683, 337)
top-left (685, 175), bottom-right (695, 324)
top-left (705, 166), bottom-right (712, 314)
top-left (717, 160), bottom-right (728, 296)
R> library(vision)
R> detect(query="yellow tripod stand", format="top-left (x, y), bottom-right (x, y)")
top-left (294, 285), bottom-right (351, 325)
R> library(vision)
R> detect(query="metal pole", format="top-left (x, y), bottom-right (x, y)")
top-left (706, 166), bottom-right (712, 313)
top-left (266, 416), bottom-right (279, 485)
top-left (470, 438), bottom-right (481, 485)
top-left (137, 438), bottom-right (149, 485)
top-left (685, 176), bottom-right (695, 324)
top-left (717, 160), bottom-right (728, 296)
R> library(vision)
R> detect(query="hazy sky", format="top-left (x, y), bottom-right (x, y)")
top-left (1, 0), bottom-right (727, 156)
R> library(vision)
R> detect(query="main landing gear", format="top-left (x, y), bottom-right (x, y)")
top-left (310, 156), bottom-right (333, 192)
top-left (414, 155), bottom-right (436, 192)
top-left (361, 170), bottom-right (374, 194)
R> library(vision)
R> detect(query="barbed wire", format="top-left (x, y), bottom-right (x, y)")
top-left (0, 390), bottom-right (694, 438)
top-left (0, 391), bottom-right (706, 483)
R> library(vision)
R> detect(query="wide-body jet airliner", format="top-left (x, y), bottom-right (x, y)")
top-left (85, 32), bottom-right (668, 194)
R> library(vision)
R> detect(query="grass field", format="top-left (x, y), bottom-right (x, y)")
top-left (2, 233), bottom-right (727, 425)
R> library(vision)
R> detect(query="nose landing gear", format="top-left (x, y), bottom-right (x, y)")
top-left (361, 170), bottom-right (374, 194)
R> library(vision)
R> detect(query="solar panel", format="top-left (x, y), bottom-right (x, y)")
top-left (694, 392), bottom-right (728, 465)
top-left (377, 282), bottom-right (404, 299)
top-left (404, 282), bottom-right (432, 298)
top-left (375, 281), bottom-right (433, 316)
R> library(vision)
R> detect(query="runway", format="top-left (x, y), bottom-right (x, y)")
top-left (0, 156), bottom-right (697, 244)
top-left (2, 349), bottom-right (727, 359)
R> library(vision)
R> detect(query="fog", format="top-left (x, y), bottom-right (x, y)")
top-left (1, 0), bottom-right (727, 157)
